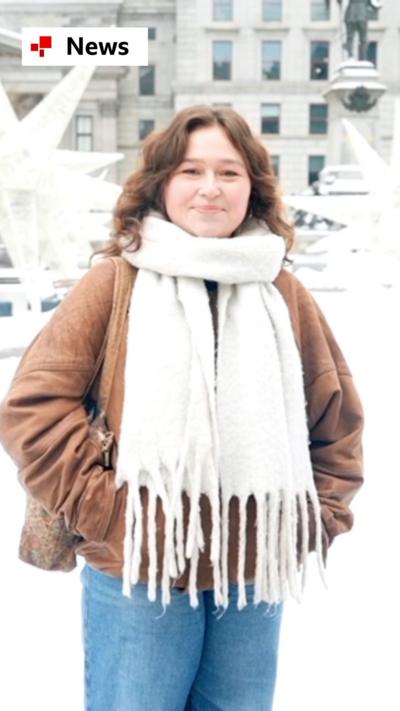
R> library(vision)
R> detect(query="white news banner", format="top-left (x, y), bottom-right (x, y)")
top-left (21, 27), bottom-right (148, 66)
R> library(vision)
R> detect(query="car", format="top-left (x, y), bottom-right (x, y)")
top-left (316, 165), bottom-right (370, 195)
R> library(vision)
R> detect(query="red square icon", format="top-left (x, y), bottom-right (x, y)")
top-left (29, 34), bottom-right (52, 57)
top-left (40, 36), bottom-right (52, 49)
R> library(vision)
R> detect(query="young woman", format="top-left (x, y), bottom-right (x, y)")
top-left (0, 105), bottom-right (364, 711)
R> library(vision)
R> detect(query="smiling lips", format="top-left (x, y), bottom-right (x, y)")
top-left (193, 206), bottom-right (224, 213)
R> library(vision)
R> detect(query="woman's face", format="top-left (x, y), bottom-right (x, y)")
top-left (164, 125), bottom-right (252, 238)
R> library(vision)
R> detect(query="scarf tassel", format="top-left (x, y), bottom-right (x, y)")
top-left (121, 473), bottom-right (327, 610)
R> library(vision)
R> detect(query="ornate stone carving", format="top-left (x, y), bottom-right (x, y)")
top-left (342, 84), bottom-right (378, 111)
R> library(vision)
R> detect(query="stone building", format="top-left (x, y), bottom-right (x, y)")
top-left (0, 0), bottom-right (398, 193)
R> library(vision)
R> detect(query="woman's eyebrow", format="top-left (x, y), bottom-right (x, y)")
top-left (180, 158), bottom-right (245, 167)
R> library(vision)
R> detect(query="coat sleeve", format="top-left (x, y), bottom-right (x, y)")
top-left (304, 306), bottom-right (364, 546)
top-left (0, 258), bottom-right (123, 543)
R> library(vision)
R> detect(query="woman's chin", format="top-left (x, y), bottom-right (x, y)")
top-left (183, 216), bottom-right (235, 239)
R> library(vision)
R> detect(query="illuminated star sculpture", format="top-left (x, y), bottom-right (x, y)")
top-left (285, 100), bottom-right (400, 267)
top-left (0, 40), bottom-right (123, 308)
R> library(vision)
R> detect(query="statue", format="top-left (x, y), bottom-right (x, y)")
top-left (341, 0), bottom-right (383, 60)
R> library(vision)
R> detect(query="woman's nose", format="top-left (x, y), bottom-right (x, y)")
top-left (198, 173), bottom-right (221, 197)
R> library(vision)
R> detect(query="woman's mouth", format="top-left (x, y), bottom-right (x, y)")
top-left (192, 206), bottom-right (224, 214)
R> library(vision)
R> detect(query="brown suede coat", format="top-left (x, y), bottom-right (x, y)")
top-left (0, 258), bottom-right (364, 590)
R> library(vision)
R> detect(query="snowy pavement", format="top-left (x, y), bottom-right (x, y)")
top-left (1, 285), bottom-right (399, 711)
top-left (274, 285), bottom-right (400, 711)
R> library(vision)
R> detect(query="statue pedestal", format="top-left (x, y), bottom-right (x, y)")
top-left (323, 59), bottom-right (387, 164)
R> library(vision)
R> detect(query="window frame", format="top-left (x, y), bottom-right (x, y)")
top-left (261, 40), bottom-right (282, 81)
top-left (270, 154), bottom-right (280, 178)
top-left (212, 0), bottom-right (233, 21)
top-left (309, 103), bottom-right (328, 134)
top-left (308, 155), bottom-right (325, 185)
top-left (212, 40), bottom-right (233, 80)
top-left (139, 64), bottom-right (156, 95)
top-left (138, 118), bottom-right (155, 141)
top-left (310, 40), bottom-right (329, 80)
top-left (367, 40), bottom-right (378, 66)
top-left (261, 103), bottom-right (281, 134)
top-left (311, 0), bottom-right (330, 22)
top-left (262, 0), bottom-right (282, 22)
top-left (75, 114), bottom-right (93, 151)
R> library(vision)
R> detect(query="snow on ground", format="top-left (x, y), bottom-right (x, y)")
top-left (0, 284), bottom-right (399, 711)
top-left (274, 283), bottom-right (400, 711)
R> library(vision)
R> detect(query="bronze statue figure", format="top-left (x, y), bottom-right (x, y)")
top-left (342, 0), bottom-right (383, 60)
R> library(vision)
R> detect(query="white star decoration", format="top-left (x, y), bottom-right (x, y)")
top-left (285, 100), bottom-right (400, 269)
top-left (0, 41), bottom-right (123, 308)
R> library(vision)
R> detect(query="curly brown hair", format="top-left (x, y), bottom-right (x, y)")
top-left (95, 104), bottom-right (295, 259)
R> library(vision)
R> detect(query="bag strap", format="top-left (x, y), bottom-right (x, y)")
top-left (83, 257), bottom-right (135, 405)
top-left (98, 257), bottom-right (135, 411)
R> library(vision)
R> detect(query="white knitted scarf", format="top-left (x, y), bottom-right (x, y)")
top-left (117, 214), bottom-right (325, 611)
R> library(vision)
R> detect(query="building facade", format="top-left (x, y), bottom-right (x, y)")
top-left (0, 0), bottom-right (398, 193)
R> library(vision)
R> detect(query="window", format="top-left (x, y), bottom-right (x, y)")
top-left (271, 155), bottom-right (280, 178)
top-left (311, 0), bottom-right (330, 21)
top-left (308, 155), bottom-right (325, 185)
top-left (310, 41), bottom-right (329, 79)
top-left (262, 41), bottom-right (281, 80)
top-left (262, 0), bottom-right (282, 21)
top-left (261, 103), bottom-right (280, 134)
top-left (309, 103), bottom-right (328, 133)
top-left (139, 65), bottom-right (155, 95)
top-left (148, 28), bottom-right (157, 40)
top-left (213, 41), bottom-right (232, 80)
top-left (139, 119), bottom-right (155, 140)
top-left (76, 114), bottom-right (93, 151)
top-left (367, 40), bottom-right (378, 66)
top-left (213, 0), bottom-right (233, 21)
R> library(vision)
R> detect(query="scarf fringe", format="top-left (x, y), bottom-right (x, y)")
top-left (121, 468), bottom-right (327, 611)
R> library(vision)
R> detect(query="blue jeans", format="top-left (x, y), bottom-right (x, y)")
top-left (80, 564), bottom-right (283, 711)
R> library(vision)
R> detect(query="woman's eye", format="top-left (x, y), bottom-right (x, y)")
top-left (180, 168), bottom-right (239, 177)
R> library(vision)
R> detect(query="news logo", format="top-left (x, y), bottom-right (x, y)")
top-left (22, 27), bottom-right (148, 66)
top-left (30, 35), bottom-right (52, 58)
